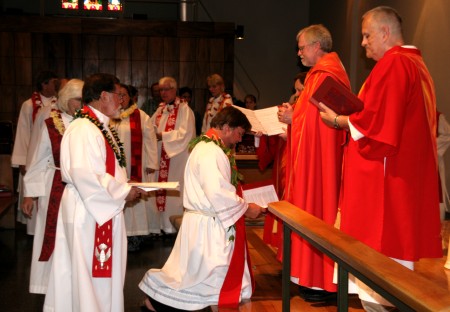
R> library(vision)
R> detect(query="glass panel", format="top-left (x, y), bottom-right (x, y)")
top-left (84, 0), bottom-right (103, 11)
top-left (108, 0), bottom-right (122, 11)
top-left (62, 0), bottom-right (79, 10)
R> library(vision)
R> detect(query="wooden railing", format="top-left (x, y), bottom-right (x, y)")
top-left (268, 200), bottom-right (450, 312)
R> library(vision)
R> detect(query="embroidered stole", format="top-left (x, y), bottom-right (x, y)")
top-left (82, 106), bottom-right (115, 278)
top-left (201, 128), bottom-right (255, 308)
top-left (129, 108), bottom-right (143, 182)
top-left (155, 102), bottom-right (180, 212)
top-left (38, 111), bottom-right (65, 261)
top-left (204, 93), bottom-right (230, 130)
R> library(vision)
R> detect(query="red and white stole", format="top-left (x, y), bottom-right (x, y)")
top-left (82, 106), bottom-right (116, 278)
top-left (129, 108), bottom-right (143, 182)
top-left (31, 92), bottom-right (56, 123)
top-left (39, 110), bottom-right (65, 261)
top-left (201, 128), bottom-right (255, 308)
top-left (155, 100), bottom-right (180, 212)
top-left (204, 93), bottom-right (231, 129)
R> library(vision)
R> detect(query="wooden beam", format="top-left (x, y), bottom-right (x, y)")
top-left (268, 200), bottom-right (450, 312)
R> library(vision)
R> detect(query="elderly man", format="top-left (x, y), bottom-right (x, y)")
top-left (149, 76), bottom-right (196, 234)
top-left (320, 6), bottom-right (442, 311)
top-left (43, 73), bottom-right (147, 312)
top-left (140, 106), bottom-right (264, 311)
top-left (277, 24), bottom-right (350, 302)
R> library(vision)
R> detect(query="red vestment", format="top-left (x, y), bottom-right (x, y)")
top-left (341, 46), bottom-right (442, 261)
top-left (285, 52), bottom-right (349, 291)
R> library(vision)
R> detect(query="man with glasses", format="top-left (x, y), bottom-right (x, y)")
top-left (278, 24), bottom-right (351, 302)
top-left (44, 73), bottom-right (147, 312)
top-left (148, 76), bottom-right (196, 235)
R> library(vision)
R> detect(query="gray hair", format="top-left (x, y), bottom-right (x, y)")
top-left (159, 76), bottom-right (177, 90)
top-left (296, 24), bottom-right (332, 53)
top-left (57, 79), bottom-right (84, 113)
top-left (362, 6), bottom-right (403, 37)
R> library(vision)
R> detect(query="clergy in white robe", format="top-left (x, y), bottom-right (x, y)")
top-left (110, 84), bottom-right (158, 238)
top-left (22, 79), bottom-right (83, 294)
top-left (148, 77), bottom-right (195, 234)
top-left (44, 73), bottom-right (146, 312)
top-left (12, 70), bottom-right (59, 235)
top-left (201, 73), bottom-right (233, 133)
top-left (140, 106), bottom-right (263, 311)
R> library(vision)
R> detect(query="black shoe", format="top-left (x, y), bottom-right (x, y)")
top-left (298, 286), bottom-right (337, 302)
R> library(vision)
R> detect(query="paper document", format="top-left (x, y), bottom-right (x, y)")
top-left (233, 105), bottom-right (286, 136)
top-left (242, 184), bottom-right (279, 208)
top-left (128, 182), bottom-right (180, 192)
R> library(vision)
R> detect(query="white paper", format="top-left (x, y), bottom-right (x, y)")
top-left (128, 181), bottom-right (180, 192)
top-left (242, 184), bottom-right (279, 208)
top-left (232, 105), bottom-right (286, 136)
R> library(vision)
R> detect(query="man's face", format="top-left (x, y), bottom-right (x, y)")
top-left (222, 126), bottom-right (245, 148)
top-left (42, 78), bottom-right (59, 97)
top-left (118, 86), bottom-right (131, 109)
top-left (159, 83), bottom-right (177, 104)
top-left (101, 84), bottom-right (122, 118)
top-left (180, 92), bottom-right (191, 104)
top-left (297, 34), bottom-right (317, 67)
top-left (67, 97), bottom-right (82, 116)
top-left (361, 16), bottom-right (385, 61)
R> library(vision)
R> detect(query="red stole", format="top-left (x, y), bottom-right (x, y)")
top-left (82, 106), bottom-right (115, 278)
top-left (31, 92), bottom-right (43, 123)
top-left (155, 101), bottom-right (180, 212)
top-left (204, 93), bottom-right (231, 129)
top-left (129, 108), bottom-right (143, 182)
top-left (202, 128), bottom-right (255, 308)
top-left (39, 111), bottom-right (65, 261)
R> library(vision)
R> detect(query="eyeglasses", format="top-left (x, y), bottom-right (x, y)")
top-left (70, 97), bottom-right (82, 102)
top-left (109, 91), bottom-right (126, 99)
top-left (298, 41), bottom-right (317, 52)
top-left (160, 87), bottom-right (174, 92)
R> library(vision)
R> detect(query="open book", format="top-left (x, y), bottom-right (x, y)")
top-left (310, 76), bottom-right (363, 115)
top-left (128, 182), bottom-right (180, 192)
top-left (241, 180), bottom-right (279, 209)
top-left (232, 105), bottom-right (286, 136)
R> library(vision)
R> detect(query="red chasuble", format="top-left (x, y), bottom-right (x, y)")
top-left (341, 46), bottom-right (442, 261)
top-left (284, 52), bottom-right (349, 292)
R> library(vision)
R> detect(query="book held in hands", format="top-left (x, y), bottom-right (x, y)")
top-left (310, 76), bottom-right (363, 115)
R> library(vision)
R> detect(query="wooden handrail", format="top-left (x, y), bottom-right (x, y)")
top-left (268, 200), bottom-right (450, 312)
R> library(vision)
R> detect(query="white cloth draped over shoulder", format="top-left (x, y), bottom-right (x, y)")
top-left (44, 106), bottom-right (131, 312)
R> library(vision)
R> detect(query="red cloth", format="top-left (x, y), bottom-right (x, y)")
top-left (129, 108), bottom-right (143, 182)
top-left (80, 106), bottom-right (115, 278)
top-left (39, 111), bottom-right (65, 261)
top-left (284, 52), bottom-right (349, 291)
top-left (155, 102), bottom-right (180, 212)
top-left (256, 135), bottom-right (286, 251)
top-left (341, 46), bottom-right (442, 261)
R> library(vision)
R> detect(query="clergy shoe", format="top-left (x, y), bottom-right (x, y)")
top-left (298, 286), bottom-right (337, 302)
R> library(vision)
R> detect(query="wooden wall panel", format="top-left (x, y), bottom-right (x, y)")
top-left (83, 35), bottom-right (99, 61)
top-left (196, 38), bottom-right (210, 62)
top-left (132, 37), bottom-right (148, 61)
top-left (163, 37), bottom-right (178, 62)
top-left (131, 60), bottom-right (148, 88)
top-left (179, 62), bottom-right (196, 88)
top-left (0, 16), bottom-right (235, 124)
top-left (148, 61), bottom-right (164, 86)
top-left (99, 36), bottom-right (116, 60)
top-left (1, 57), bottom-right (15, 85)
top-left (179, 38), bottom-right (196, 62)
top-left (148, 37), bottom-right (164, 61)
top-left (115, 59), bottom-right (130, 83)
top-left (0, 32), bottom-right (14, 57)
top-left (209, 38), bottom-right (224, 62)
